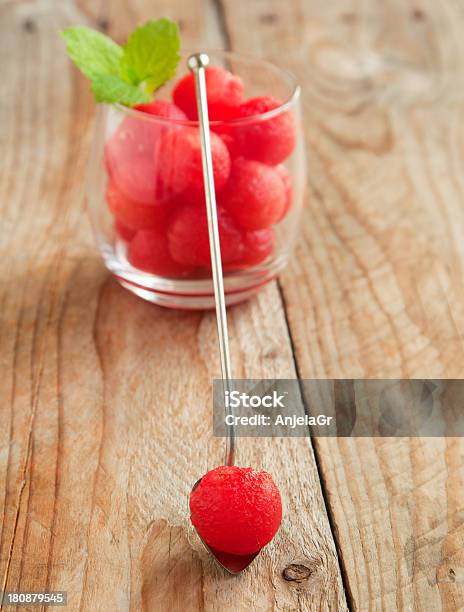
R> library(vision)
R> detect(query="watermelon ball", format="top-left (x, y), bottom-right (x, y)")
top-left (237, 96), bottom-right (296, 165)
top-left (241, 228), bottom-right (275, 265)
top-left (106, 181), bottom-right (169, 231)
top-left (154, 128), bottom-right (231, 203)
top-left (115, 221), bottom-right (136, 242)
top-left (173, 65), bottom-right (244, 121)
top-left (221, 158), bottom-right (286, 230)
top-left (105, 118), bottom-right (150, 162)
top-left (218, 130), bottom-right (241, 160)
top-left (134, 99), bottom-right (188, 121)
top-left (105, 101), bottom-right (186, 174)
top-left (168, 205), bottom-right (242, 268)
top-left (190, 466), bottom-right (282, 556)
top-left (275, 165), bottom-right (293, 221)
top-left (105, 117), bottom-right (155, 167)
top-left (108, 156), bottom-right (159, 205)
top-left (225, 228), bottom-right (275, 271)
top-left (128, 228), bottom-right (191, 277)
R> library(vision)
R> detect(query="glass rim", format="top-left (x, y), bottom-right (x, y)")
top-left (112, 48), bottom-right (300, 127)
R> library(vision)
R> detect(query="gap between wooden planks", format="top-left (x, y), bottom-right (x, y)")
top-left (0, 1), bottom-right (347, 611)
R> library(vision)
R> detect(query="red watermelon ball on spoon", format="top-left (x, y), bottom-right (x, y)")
top-left (190, 466), bottom-right (282, 556)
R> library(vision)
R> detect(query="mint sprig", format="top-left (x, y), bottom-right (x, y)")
top-left (61, 18), bottom-right (180, 106)
top-left (121, 20), bottom-right (180, 93)
top-left (91, 74), bottom-right (151, 105)
top-left (60, 27), bottom-right (122, 80)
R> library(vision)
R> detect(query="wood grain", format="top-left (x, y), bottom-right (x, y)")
top-left (3, 0), bottom-right (464, 610)
top-left (0, 1), bottom-right (346, 611)
top-left (218, 0), bottom-right (464, 609)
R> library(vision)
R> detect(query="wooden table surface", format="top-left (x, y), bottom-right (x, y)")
top-left (2, 0), bottom-right (464, 610)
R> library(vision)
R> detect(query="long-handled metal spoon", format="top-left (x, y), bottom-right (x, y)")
top-left (187, 52), bottom-right (235, 468)
top-left (188, 53), bottom-right (259, 574)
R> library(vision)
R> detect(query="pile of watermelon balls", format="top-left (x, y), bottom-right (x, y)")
top-left (105, 65), bottom-right (296, 277)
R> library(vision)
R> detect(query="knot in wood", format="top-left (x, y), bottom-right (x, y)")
top-left (282, 563), bottom-right (312, 582)
top-left (23, 18), bottom-right (36, 33)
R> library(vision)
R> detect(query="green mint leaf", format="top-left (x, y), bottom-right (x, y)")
top-left (62, 19), bottom-right (181, 107)
top-left (91, 74), bottom-right (151, 105)
top-left (121, 18), bottom-right (180, 93)
top-left (61, 26), bottom-right (123, 80)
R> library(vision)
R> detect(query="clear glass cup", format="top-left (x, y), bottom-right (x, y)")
top-left (85, 50), bottom-right (306, 309)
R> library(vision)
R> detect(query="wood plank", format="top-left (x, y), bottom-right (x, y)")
top-left (218, 0), bottom-right (464, 609)
top-left (0, 1), bottom-right (346, 610)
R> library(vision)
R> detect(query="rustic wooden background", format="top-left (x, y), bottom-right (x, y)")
top-left (1, 0), bottom-right (464, 610)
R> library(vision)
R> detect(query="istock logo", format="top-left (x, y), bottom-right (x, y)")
top-left (225, 390), bottom-right (287, 409)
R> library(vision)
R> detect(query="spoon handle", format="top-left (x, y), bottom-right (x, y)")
top-left (188, 53), bottom-right (235, 467)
